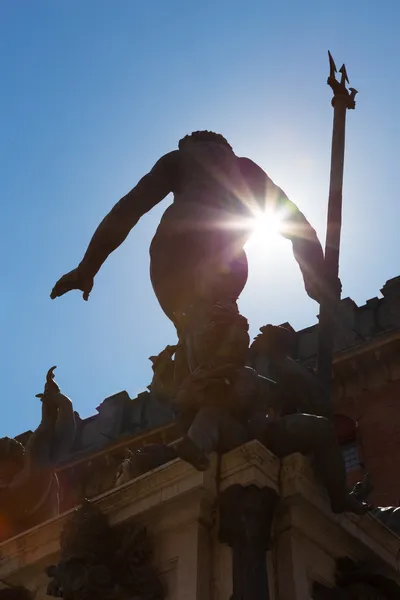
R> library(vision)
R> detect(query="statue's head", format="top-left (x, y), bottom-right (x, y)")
top-left (0, 437), bottom-right (25, 484)
top-left (178, 131), bottom-right (232, 151)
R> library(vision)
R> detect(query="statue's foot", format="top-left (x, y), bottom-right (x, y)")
top-left (172, 436), bottom-right (210, 471)
top-left (331, 493), bottom-right (372, 515)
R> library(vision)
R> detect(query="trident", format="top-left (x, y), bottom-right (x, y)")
top-left (316, 52), bottom-right (358, 407)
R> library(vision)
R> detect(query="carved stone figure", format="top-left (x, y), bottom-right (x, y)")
top-left (0, 367), bottom-right (76, 540)
top-left (351, 474), bottom-right (400, 535)
top-left (46, 499), bottom-right (165, 600)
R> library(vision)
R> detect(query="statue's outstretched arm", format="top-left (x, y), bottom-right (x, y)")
top-left (278, 199), bottom-right (325, 302)
top-left (79, 151), bottom-right (178, 279)
top-left (51, 151), bottom-right (179, 300)
top-left (238, 157), bottom-right (325, 302)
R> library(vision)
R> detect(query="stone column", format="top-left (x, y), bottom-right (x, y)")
top-left (218, 484), bottom-right (279, 600)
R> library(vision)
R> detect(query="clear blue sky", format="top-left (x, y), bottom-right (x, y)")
top-left (1, 1), bottom-right (399, 437)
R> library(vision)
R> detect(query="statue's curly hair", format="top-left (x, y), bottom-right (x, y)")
top-left (0, 437), bottom-right (25, 472)
top-left (178, 131), bottom-right (232, 151)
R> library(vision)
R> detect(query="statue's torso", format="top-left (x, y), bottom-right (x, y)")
top-left (154, 143), bottom-right (253, 242)
top-left (149, 143), bottom-right (256, 315)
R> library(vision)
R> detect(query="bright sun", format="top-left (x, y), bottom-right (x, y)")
top-left (246, 209), bottom-right (284, 252)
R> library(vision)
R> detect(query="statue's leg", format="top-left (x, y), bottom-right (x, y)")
top-left (174, 406), bottom-right (247, 471)
top-left (263, 414), bottom-right (369, 514)
top-left (189, 406), bottom-right (247, 454)
top-left (150, 237), bottom-right (249, 373)
top-left (151, 239), bottom-right (251, 472)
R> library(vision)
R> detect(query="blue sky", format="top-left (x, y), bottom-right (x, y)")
top-left (1, 1), bottom-right (399, 437)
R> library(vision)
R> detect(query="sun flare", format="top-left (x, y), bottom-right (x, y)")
top-left (246, 208), bottom-right (285, 252)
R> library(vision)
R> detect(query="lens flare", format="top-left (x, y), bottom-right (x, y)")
top-left (252, 209), bottom-right (283, 237)
top-left (245, 208), bottom-right (285, 252)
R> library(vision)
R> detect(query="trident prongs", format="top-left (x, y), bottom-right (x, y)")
top-left (328, 50), bottom-right (337, 80)
top-left (327, 51), bottom-right (357, 109)
top-left (339, 64), bottom-right (349, 85)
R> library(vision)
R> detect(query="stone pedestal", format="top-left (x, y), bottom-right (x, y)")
top-left (0, 441), bottom-right (399, 599)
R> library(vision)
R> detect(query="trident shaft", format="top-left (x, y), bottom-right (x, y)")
top-left (316, 52), bottom-right (357, 407)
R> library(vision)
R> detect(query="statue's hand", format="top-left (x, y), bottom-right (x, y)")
top-left (50, 266), bottom-right (94, 301)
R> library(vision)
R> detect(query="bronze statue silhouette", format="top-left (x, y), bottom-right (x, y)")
top-left (50, 131), bottom-right (327, 376)
top-left (50, 131), bottom-right (368, 515)
top-left (0, 367), bottom-right (76, 540)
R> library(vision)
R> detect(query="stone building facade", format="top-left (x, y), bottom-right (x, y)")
top-left (1, 442), bottom-right (400, 600)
